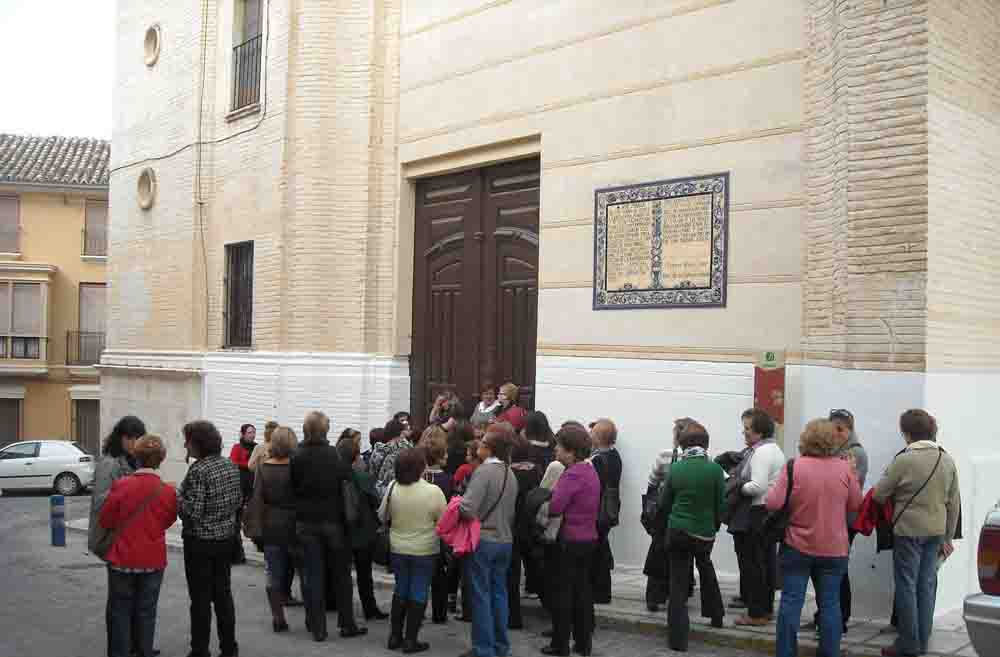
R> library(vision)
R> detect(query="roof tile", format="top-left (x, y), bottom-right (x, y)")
top-left (0, 134), bottom-right (109, 188)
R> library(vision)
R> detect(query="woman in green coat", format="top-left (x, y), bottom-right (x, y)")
top-left (337, 434), bottom-right (388, 620)
top-left (659, 421), bottom-right (727, 651)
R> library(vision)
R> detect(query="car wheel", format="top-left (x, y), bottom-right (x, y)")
top-left (53, 472), bottom-right (81, 497)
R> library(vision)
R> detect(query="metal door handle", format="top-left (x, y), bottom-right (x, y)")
top-left (24, 462), bottom-right (32, 465)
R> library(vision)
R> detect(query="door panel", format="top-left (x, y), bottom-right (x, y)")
top-left (0, 441), bottom-right (39, 488)
top-left (412, 159), bottom-right (539, 419)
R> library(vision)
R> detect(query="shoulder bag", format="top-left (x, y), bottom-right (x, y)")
top-left (342, 476), bottom-right (361, 529)
top-left (480, 463), bottom-right (510, 530)
top-left (890, 448), bottom-right (943, 531)
top-left (762, 459), bottom-right (795, 544)
top-left (93, 481), bottom-right (166, 560)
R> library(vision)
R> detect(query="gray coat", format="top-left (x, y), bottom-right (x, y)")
top-left (87, 454), bottom-right (135, 552)
top-left (837, 433), bottom-right (869, 526)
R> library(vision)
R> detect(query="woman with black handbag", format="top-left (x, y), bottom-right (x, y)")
top-left (643, 418), bottom-right (695, 612)
top-left (247, 426), bottom-right (299, 633)
top-left (767, 419), bottom-right (862, 657)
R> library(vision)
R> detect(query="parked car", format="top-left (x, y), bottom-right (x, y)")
top-left (0, 440), bottom-right (95, 496)
top-left (965, 502), bottom-right (1000, 656)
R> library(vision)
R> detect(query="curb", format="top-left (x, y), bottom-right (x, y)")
top-left (63, 522), bottom-right (918, 657)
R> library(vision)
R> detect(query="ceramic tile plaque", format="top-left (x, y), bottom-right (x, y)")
top-left (593, 172), bottom-right (729, 309)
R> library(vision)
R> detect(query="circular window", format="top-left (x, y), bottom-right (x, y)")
top-left (144, 25), bottom-right (161, 67)
top-left (137, 168), bottom-right (157, 210)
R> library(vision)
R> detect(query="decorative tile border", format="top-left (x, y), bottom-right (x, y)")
top-left (593, 172), bottom-right (730, 309)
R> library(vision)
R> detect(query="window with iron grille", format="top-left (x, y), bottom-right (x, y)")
top-left (224, 241), bottom-right (254, 348)
top-left (232, 0), bottom-right (263, 111)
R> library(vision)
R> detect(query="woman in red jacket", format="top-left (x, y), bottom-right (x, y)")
top-left (99, 435), bottom-right (178, 657)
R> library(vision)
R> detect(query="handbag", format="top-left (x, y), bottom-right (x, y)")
top-left (373, 482), bottom-right (395, 567)
top-left (599, 485), bottom-right (622, 530)
top-left (93, 481), bottom-right (166, 560)
top-left (640, 489), bottom-right (660, 536)
top-left (762, 459), bottom-right (795, 543)
top-left (242, 472), bottom-right (266, 540)
top-left (342, 477), bottom-right (361, 529)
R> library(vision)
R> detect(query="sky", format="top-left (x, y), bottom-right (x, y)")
top-left (0, 0), bottom-right (115, 139)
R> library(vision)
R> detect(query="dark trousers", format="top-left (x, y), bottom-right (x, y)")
top-left (299, 521), bottom-right (356, 637)
top-left (541, 542), bottom-right (560, 617)
top-left (354, 546), bottom-right (379, 617)
top-left (734, 521), bottom-right (776, 619)
top-left (286, 558), bottom-right (297, 598)
top-left (524, 543), bottom-right (544, 596)
top-left (592, 533), bottom-right (613, 604)
top-left (507, 539), bottom-right (524, 628)
top-left (107, 568), bottom-right (164, 657)
top-left (667, 530), bottom-right (724, 651)
top-left (431, 551), bottom-right (449, 622)
top-left (550, 541), bottom-right (596, 653)
top-left (183, 537), bottom-right (237, 657)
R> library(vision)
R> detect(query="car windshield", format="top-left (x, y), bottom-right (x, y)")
top-left (68, 442), bottom-right (89, 454)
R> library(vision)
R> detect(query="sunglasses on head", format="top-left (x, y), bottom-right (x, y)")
top-left (829, 409), bottom-right (854, 421)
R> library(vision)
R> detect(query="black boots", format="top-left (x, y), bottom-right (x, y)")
top-left (388, 595), bottom-right (405, 651)
top-left (402, 600), bottom-right (429, 654)
top-left (265, 587), bottom-right (289, 633)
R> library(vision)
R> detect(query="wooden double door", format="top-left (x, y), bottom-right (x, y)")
top-left (411, 158), bottom-right (540, 421)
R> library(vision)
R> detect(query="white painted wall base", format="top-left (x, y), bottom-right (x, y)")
top-left (100, 350), bottom-right (410, 481)
top-left (535, 355), bottom-right (929, 619)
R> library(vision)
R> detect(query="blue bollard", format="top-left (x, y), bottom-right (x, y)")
top-left (50, 494), bottom-right (65, 547)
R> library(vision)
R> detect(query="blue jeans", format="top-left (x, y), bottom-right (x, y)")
top-left (468, 540), bottom-right (513, 657)
top-left (263, 545), bottom-right (290, 592)
top-left (107, 568), bottom-right (164, 657)
top-left (893, 535), bottom-right (942, 656)
top-left (391, 552), bottom-right (436, 603)
top-left (776, 545), bottom-right (848, 657)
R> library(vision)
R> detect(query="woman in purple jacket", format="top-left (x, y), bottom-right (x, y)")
top-left (543, 424), bottom-right (601, 657)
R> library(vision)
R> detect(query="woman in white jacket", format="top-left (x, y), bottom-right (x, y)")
top-left (734, 408), bottom-right (786, 627)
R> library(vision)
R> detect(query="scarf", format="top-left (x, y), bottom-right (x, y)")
top-left (682, 446), bottom-right (708, 460)
top-left (739, 438), bottom-right (774, 480)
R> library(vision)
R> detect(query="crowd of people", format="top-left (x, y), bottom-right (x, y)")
top-left (85, 381), bottom-right (962, 657)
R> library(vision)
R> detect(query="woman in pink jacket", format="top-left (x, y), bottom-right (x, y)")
top-left (766, 419), bottom-right (862, 657)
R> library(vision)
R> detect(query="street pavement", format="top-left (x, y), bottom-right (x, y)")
top-left (0, 491), bottom-right (766, 657)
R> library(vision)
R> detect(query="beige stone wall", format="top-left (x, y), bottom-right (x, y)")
top-left (802, 0), bottom-right (930, 372)
top-left (398, 0), bottom-right (807, 362)
top-left (109, 0), bottom-right (400, 355)
top-left (926, 0), bottom-right (1000, 370)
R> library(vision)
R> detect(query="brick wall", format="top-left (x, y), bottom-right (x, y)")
top-left (926, 0), bottom-right (1000, 370)
top-left (802, 0), bottom-right (930, 371)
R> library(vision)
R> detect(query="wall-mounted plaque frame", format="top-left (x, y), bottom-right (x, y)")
top-left (593, 172), bottom-right (729, 310)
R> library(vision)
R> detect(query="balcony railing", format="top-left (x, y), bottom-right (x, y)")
top-left (0, 336), bottom-right (45, 360)
top-left (67, 331), bottom-right (105, 367)
top-left (82, 228), bottom-right (107, 257)
top-left (231, 34), bottom-right (263, 111)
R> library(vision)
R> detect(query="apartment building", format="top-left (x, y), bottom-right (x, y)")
top-left (0, 134), bottom-right (108, 454)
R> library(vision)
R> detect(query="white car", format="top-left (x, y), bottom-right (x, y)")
top-left (965, 503), bottom-right (1000, 657)
top-left (0, 440), bottom-right (96, 496)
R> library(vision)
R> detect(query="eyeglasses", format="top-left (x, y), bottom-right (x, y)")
top-left (829, 409), bottom-right (854, 421)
